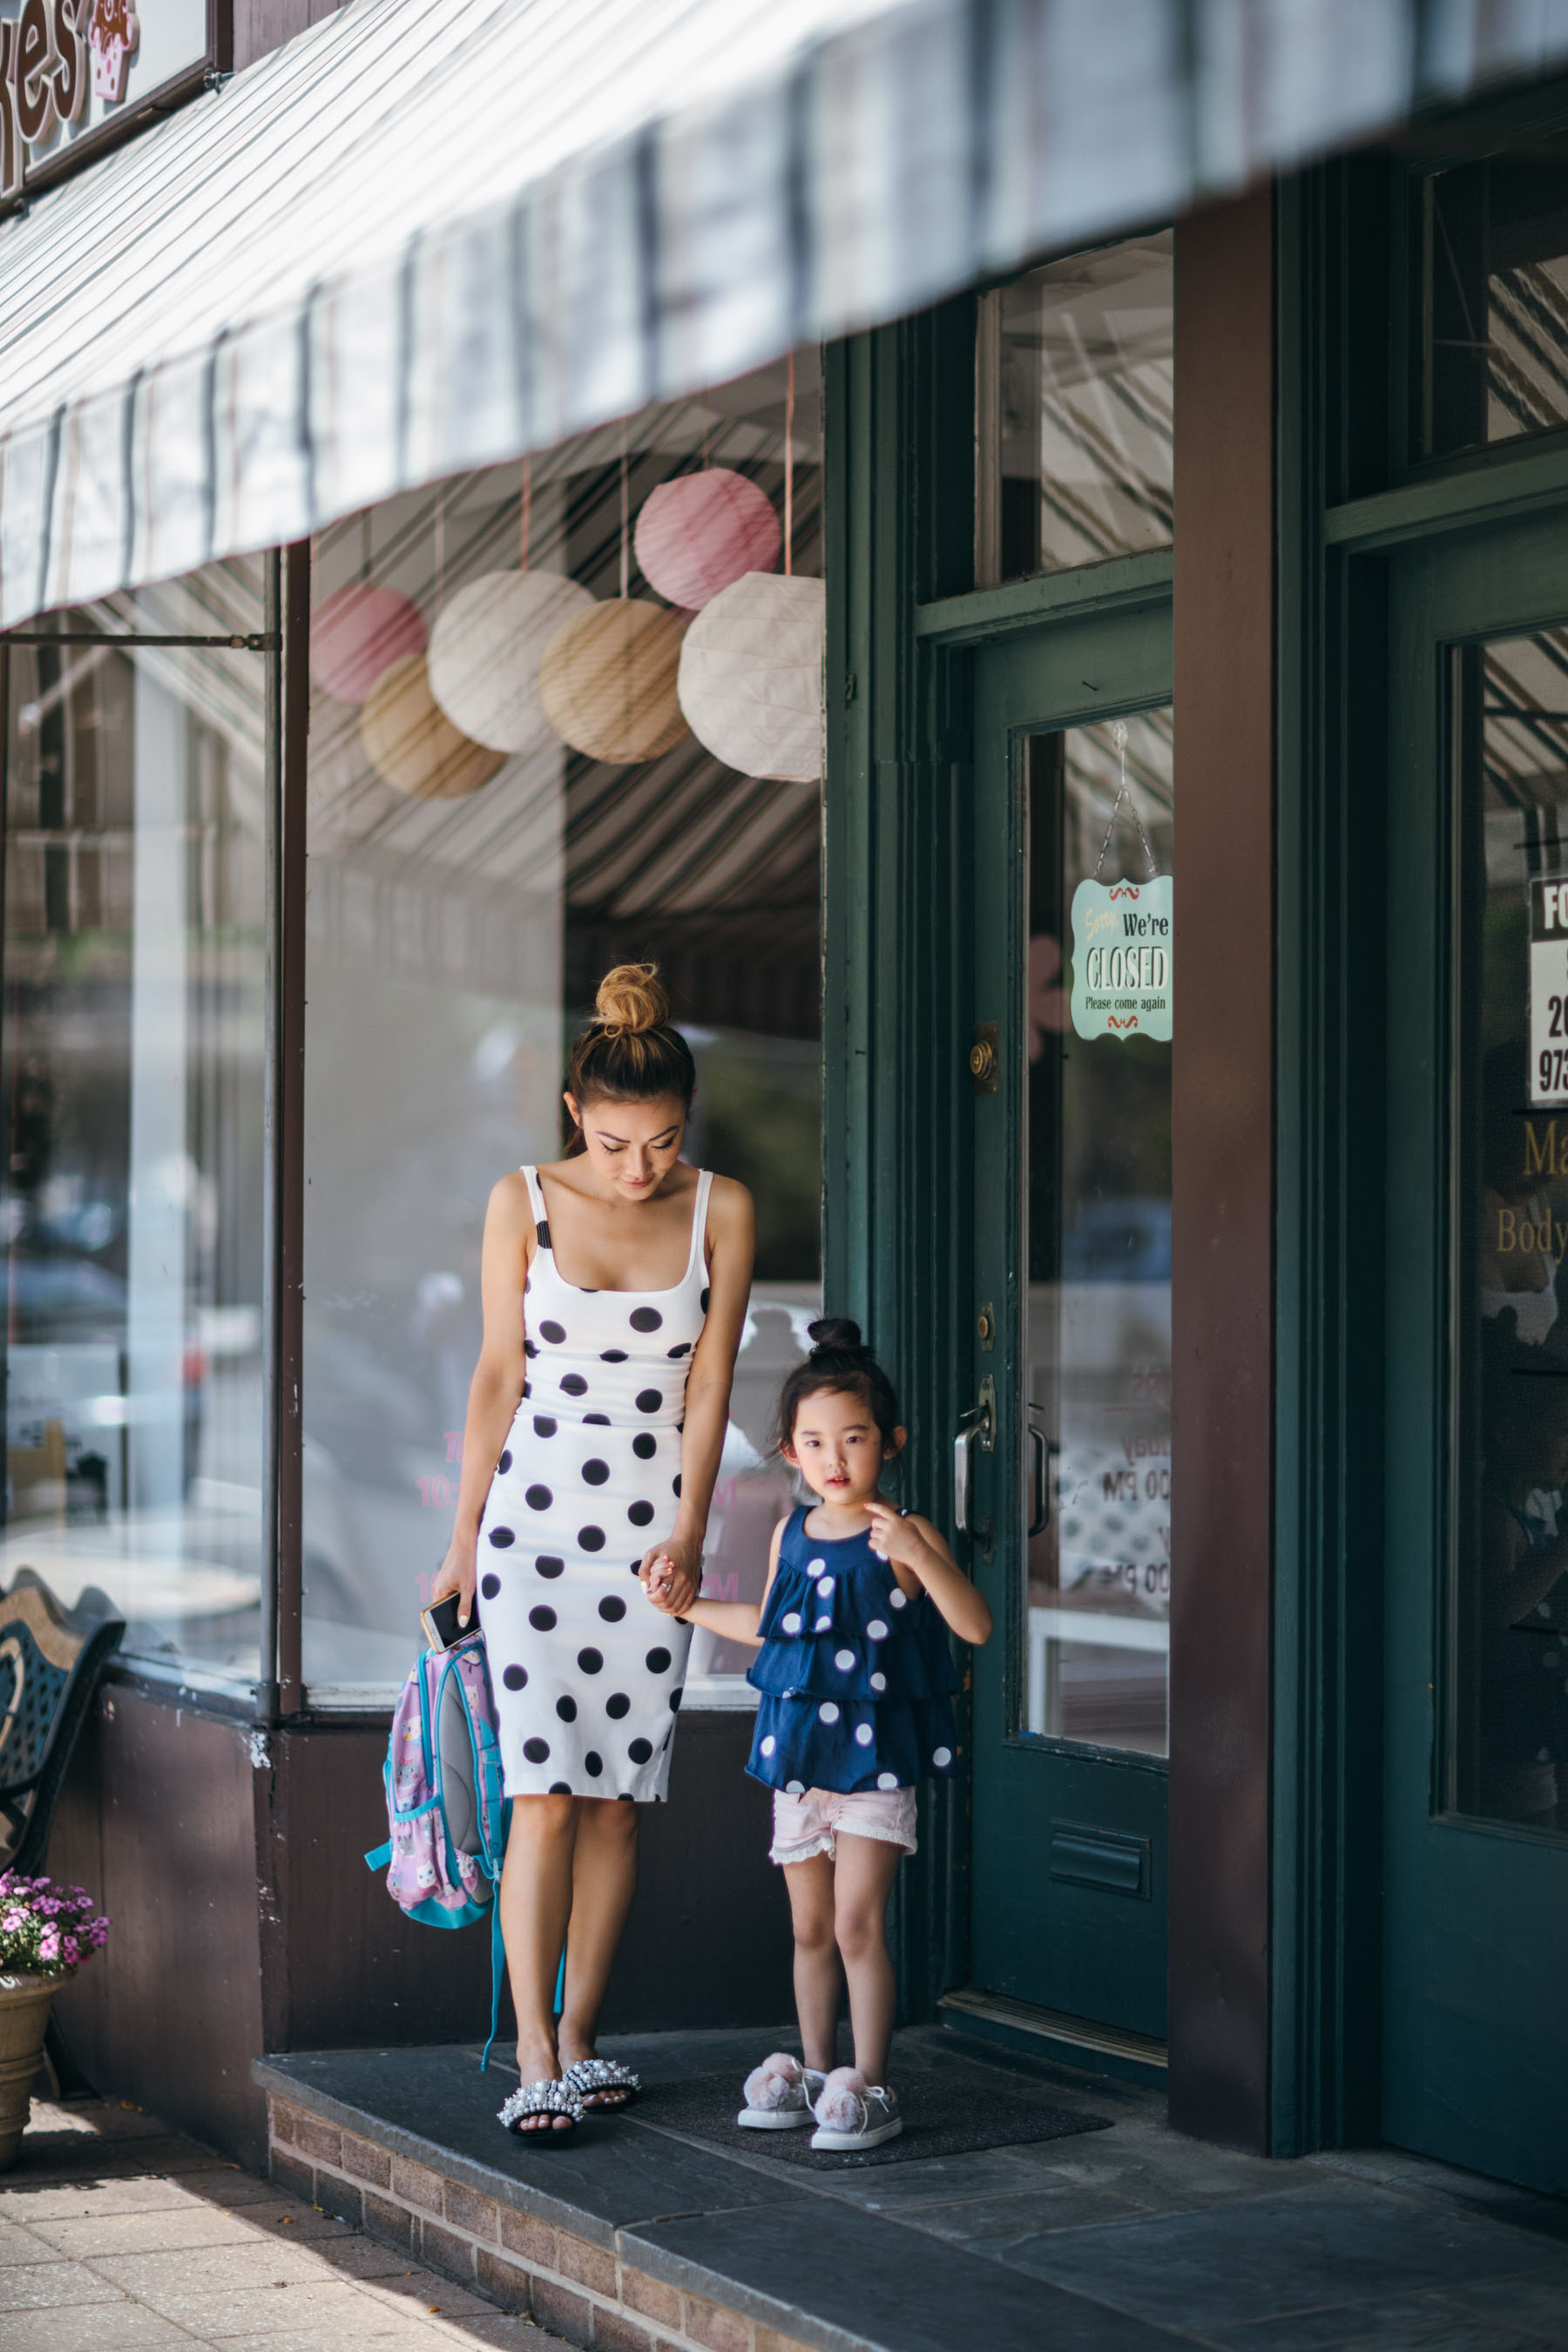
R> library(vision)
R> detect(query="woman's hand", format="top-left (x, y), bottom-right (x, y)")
top-left (639, 1531), bottom-right (702, 1619)
top-left (430, 1529), bottom-right (478, 1630)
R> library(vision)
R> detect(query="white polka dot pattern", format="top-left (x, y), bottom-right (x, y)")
top-left (478, 1163), bottom-right (711, 1802)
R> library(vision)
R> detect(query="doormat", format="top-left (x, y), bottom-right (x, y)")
top-left (632, 2065), bottom-right (1113, 2171)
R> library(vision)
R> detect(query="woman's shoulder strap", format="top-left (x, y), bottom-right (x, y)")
top-left (519, 1165), bottom-right (551, 1241)
top-left (687, 1166), bottom-right (716, 1278)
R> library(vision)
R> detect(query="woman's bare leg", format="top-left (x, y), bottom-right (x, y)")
top-left (499, 1793), bottom-right (578, 2131)
top-left (556, 1799), bottom-right (640, 2105)
top-left (830, 1835), bottom-right (903, 2087)
top-left (782, 1854), bottom-right (841, 2073)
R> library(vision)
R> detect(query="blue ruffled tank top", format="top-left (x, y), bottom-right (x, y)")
top-left (745, 1504), bottom-right (961, 1795)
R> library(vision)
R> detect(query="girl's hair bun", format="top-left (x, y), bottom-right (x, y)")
top-left (594, 962), bottom-right (670, 1036)
top-left (808, 1316), bottom-right (864, 1354)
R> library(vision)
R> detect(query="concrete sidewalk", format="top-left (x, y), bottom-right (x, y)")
top-left (0, 2095), bottom-right (556, 2350)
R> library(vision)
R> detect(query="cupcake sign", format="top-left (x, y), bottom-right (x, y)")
top-left (0, 0), bottom-right (208, 199)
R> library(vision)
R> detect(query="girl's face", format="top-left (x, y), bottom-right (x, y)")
top-left (783, 1383), bottom-right (904, 1507)
top-left (564, 1091), bottom-right (686, 1201)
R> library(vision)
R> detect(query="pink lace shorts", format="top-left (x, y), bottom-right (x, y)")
top-left (768, 1783), bottom-right (918, 1866)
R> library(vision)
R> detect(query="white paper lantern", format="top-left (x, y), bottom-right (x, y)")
top-left (427, 571), bottom-right (595, 754)
top-left (677, 573), bottom-right (824, 783)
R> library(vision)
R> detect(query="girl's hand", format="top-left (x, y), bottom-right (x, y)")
top-left (865, 1502), bottom-right (927, 1575)
top-left (430, 1530), bottom-right (478, 1629)
top-left (639, 1531), bottom-right (701, 1618)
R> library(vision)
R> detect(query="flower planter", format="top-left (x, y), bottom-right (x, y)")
top-left (0, 1976), bottom-right (56, 2166)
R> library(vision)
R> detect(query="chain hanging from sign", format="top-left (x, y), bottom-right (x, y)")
top-left (1069, 719), bottom-right (1173, 1044)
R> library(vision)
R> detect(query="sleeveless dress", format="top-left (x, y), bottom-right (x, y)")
top-left (476, 1164), bottom-right (711, 1801)
top-left (745, 1505), bottom-right (961, 1794)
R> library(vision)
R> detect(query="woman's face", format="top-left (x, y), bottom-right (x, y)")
top-left (564, 1091), bottom-right (686, 1201)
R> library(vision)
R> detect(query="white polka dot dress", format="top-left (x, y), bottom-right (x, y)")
top-left (477, 1166), bottom-right (711, 1801)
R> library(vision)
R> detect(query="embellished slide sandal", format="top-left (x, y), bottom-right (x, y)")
top-left (809, 2067), bottom-right (902, 2151)
top-left (561, 2056), bottom-right (640, 2111)
top-left (497, 2079), bottom-right (585, 2138)
top-left (737, 2051), bottom-right (827, 2130)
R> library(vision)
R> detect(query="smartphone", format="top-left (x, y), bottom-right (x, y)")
top-left (421, 1593), bottom-right (470, 1651)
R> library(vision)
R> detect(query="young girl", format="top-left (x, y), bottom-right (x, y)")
top-left (651, 1317), bottom-right (991, 2150)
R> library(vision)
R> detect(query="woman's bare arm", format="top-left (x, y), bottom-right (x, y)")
top-left (430, 1176), bottom-right (533, 1628)
top-left (640, 1174), bottom-right (754, 1615)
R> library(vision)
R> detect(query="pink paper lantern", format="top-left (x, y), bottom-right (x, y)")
top-left (311, 584), bottom-right (428, 704)
top-left (634, 469), bottom-right (781, 612)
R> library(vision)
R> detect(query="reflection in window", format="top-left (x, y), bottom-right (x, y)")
top-left (978, 232), bottom-right (1173, 585)
top-left (1455, 629), bottom-right (1568, 1830)
top-left (303, 361), bottom-right (822, 1702)
top-left (1, 564), bottom-right (273, 1684)
top-left (1024, 711), bottom-right (1173, 1755)
top-left (1421, 149), bottom-right (1568, 457)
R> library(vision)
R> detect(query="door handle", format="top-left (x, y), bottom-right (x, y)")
top-left (1027, 1423), bottom-right (1051, 1537)
top-left (954, 1375), bottom-right (996, 1537)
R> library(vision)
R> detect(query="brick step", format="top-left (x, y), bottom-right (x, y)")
top-left (258, 2046), bottom-right (828, 2352)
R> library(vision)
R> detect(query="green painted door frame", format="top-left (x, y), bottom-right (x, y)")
top-left (1275, 125), bottom-right (1568, 2177)
top-left (821, 105), bottom-right (1568, 2169)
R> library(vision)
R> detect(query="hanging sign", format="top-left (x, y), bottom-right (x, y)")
top-left (1530, 876), bottom-right (1568, 1105)
top-left (0, 0), bottom-right (212, 202)
top-left (1070, 875), bottom-right (1174, 1042)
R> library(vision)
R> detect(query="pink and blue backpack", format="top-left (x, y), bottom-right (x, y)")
top-left (366, 1632), bottom-right (510, 2064)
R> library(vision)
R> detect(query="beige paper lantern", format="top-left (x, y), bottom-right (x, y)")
top-left (427, 571), bottom-right (596, 754)
top-left (360, 654), bottom-right (506, 800)
top-left (677, 573), bottom-right (824, 783)
top-left (537, 600), bottom-right (690, 765)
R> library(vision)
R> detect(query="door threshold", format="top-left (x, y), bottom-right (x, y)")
top-left (939, 1987), bottom-right (1168, 2089)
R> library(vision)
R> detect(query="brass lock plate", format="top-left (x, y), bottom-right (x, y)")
top-left (970, 1022), bottom-right (999, 1096)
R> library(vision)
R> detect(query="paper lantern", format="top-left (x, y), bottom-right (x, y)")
top-left (634, 469), bottom-right (781, 612)
top-left (311, 585), bottom-right (428, 704)
top-left (360, 655), bottom-right (506, 800)
top-left (677, 573), bottom-right (824, 783)
top-left (537, 601), bottom-right (691, 765)
top-left (427, 571), bottom-right (596, 754)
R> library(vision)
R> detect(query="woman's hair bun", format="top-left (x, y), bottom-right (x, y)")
top-left (594, 962), bottom-right (670, 1036)
top-left (808, 1316), bottom-right (864, 1354)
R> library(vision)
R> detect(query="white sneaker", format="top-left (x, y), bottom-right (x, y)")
top-left (736, 2051), bottom-right (826, 2130)
top-left (809, 2067), bottom-right (902, 2151)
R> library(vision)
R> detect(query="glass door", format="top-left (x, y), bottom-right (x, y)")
top-left (1384, 512), bottom-right (1568, 2191)
top-left (965, 599), bottom-right (1172, 2041)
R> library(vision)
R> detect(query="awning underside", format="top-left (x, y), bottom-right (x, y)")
top-left (2, 0), bottom-right (1566, 628)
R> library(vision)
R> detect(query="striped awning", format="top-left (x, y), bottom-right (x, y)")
top-left (2, 0), bottom-right (1565, 629)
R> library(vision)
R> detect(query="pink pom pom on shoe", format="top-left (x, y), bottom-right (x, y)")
top-left (812, 2066), bottom-right (868, 2132)
top-left (741, 2052), bottom-right (803, 2112)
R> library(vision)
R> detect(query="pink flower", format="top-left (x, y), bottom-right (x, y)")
top-left (60, 1937), bottom-right (79, 1965)
top-left (37, 1931), bottom-right (58, 1961)
top-left (1, 1911), bottom-right (24, 1931)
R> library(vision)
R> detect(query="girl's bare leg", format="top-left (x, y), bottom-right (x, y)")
top-left (782, 1853), bottom-right (841, 2072)
top-left (830, 1834), bottom-right (903, 2086)
top-left (499, 1794), bottom-right (578, 2130)
top-left (556, 1799), bottom-right (640, 2105)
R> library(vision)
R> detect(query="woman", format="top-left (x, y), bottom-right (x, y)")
top-left (431, 964), bottom-right (754, 2136)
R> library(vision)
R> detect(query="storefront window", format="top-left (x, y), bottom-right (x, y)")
top-left (302, 362), bottom-right (822, 1703)
top-left (1418, 145), bottom-right (1568, 459)
top-left (0, 564), bottom-right (274, 1686)
top-left (977, 232), bottom-right (1173, 586)
top-left (1024, 709), bottom-right (1173, 1754)
top-left (1452, 628), bottom-right (1568, 1831)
